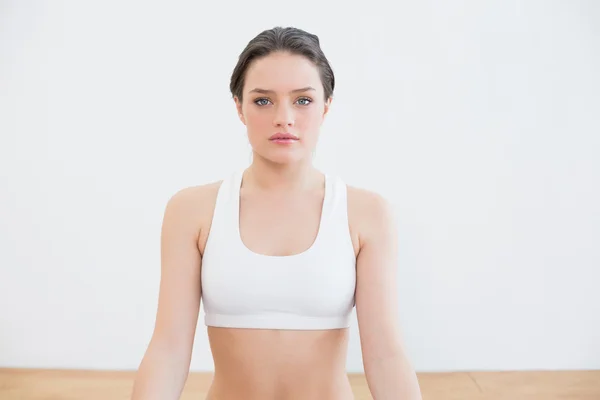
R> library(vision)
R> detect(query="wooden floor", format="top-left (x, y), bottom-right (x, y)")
top-left (1, 369), bottom-right (599, 400)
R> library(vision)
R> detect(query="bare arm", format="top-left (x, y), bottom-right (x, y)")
top-left (353, 190), bottom-right (422, 400)
top-left (131, 188), bottom-right (203, 400)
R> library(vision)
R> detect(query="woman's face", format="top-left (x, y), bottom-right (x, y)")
top-left (235, 51), bottom-right (331, 165)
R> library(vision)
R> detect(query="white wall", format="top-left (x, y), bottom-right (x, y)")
top-left (1, 1), bottom-right (599, 373)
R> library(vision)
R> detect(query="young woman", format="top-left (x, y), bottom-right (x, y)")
top-left (131, 26), bottom-right (422, 400)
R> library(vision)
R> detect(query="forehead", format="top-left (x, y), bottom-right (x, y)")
top-left (244, 52), bottom-right (322, 95)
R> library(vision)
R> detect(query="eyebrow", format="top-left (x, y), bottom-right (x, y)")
top-left (248, 86), bottom-right (316, 95)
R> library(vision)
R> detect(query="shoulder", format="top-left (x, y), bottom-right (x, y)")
top-left (346, 184), bottom-right (396, 248)
top-left (347, 184), bottom-right (395, 222)
top-left (164, 180), bottom-right (223, 216)
top-left (161, 180), bottom-right (224, 239)
top-left (346, 185), bottom-right (393, 214)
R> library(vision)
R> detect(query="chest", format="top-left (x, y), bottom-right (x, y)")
top-left (238, 192), bottom-right (324, 257)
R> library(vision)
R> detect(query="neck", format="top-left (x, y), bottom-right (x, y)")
top-left (244, 154), bottom-right (322, 193)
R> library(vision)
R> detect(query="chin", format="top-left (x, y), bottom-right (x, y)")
top-left (258, 150), bottom-right (309, 165)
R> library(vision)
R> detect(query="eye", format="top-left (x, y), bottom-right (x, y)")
top-left (254, 98), bottom-right (271, 106)
top-left (296, 97), bottom-right (313, 106)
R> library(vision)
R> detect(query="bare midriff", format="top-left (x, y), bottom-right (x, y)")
top-left (204, 327), bottom-right (355, 400)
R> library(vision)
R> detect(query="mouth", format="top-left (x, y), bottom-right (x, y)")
top-left (269, 132), bottom-right (299, 143)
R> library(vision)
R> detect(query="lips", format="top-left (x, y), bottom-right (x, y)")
top-left (269, 132), bottom-right (299, 140)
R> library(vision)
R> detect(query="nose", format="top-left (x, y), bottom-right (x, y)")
top-left (273, 103), bottom-right (295, 127)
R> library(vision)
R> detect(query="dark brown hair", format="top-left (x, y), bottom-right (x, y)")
top-left (229, 26), bottom-right (335, 103)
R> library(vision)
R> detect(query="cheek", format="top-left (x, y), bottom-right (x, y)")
top-left (293, 108), bottom-right (324, 131)
top-left (302, 110), bottom-right (324, 132)
top-left (245, 107), bottom-right (269, 128)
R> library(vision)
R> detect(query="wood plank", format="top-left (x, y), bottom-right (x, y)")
top-left (469, 370), bottom-right (600, 400)
top-left (0, 368), bottom-right (598, 399)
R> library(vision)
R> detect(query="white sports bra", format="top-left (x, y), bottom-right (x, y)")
top-left (200, 169), bottom-right (357, 330)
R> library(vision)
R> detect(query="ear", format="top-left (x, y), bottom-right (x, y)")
top-left (234, 96), bottom-right (246, 125)
top-left (323, 97), bottom-right (332, 118)
top-left (321, 97), bottom-right (332, 124)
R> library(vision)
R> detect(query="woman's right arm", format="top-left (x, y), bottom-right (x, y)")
top-left (131, 188), bottom-right (203, 400)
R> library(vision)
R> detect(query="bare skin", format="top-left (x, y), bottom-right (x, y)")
top-left (138, 174), bottom-right (380, 399)
top-left (201, 169), bottom-right (358, 400)
top-left (131, 50), bottom-right (422, 400)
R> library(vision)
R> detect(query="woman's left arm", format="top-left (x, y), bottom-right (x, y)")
top-left (354, 191), bottom-right (422, 400)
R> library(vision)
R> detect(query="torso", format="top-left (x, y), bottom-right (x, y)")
top-left (191, 171), bottom-right (365, 400)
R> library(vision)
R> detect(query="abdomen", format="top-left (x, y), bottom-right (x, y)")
top-left (205, 327), bottom-right (355, 400)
